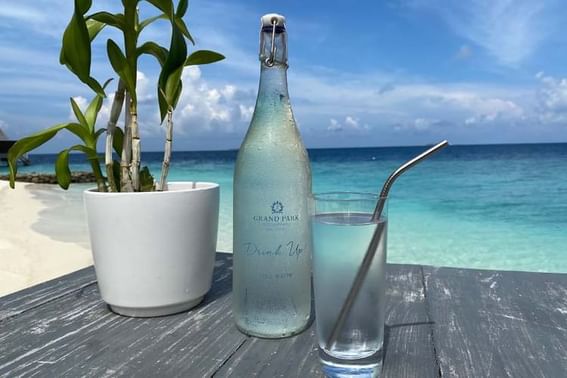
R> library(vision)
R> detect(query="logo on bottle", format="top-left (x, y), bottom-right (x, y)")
top-left (271, 201), bottom-right (284, 214)
top-left (253, 200), bottom-right (299, 223)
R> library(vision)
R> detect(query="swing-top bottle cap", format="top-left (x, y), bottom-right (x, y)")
top-left (261, 13), bottom-right (286, 28)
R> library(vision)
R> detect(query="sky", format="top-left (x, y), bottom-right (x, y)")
top-left (1, 0), bottom-right (567, 152)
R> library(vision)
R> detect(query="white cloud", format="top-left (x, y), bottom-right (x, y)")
top-left (345, 116), bottom-right (359, 128)
top-left (173, 66), bottom-right (252, 135)
top-left (535, 72), bottom-right (567, 123)
top-left (327, 116), bottom-right (369, 133)
top-left (414, 118), bottom-right (435, 131)
top-left (239, 104), bottom-right (254, 121)
top-left (328, 118), bottom-right (342, 132)
top-left (432, 92), bottom-right (525, 122)
top-left (293, 65), bottom-right (529, 134)
top-left (408, 0), bottom-right (556, 65)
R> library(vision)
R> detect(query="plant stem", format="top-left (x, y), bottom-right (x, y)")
top-left (105, 80), bottom-right (125, 192)
top-left (130, 102), bottom-right (141, 191)
top-left (157, 108), bottom-right (173, 191)
top-left (90, 158), bottom-right (107, 192)
top-left (120, 92), bottom-right (134, 192)
top-left (124, 1), bottom-right (140, 191)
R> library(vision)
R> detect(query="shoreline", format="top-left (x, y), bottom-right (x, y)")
top-left (0, 180), bottom-right (92, 297)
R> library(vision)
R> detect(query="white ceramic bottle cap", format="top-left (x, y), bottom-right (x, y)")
top-left (261, 13), bottom-right (285, 27)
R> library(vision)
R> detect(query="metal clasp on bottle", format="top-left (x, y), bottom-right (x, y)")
top-left (265, 18), bottom-right (277, 67)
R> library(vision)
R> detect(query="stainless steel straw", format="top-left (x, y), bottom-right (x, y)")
top-left (326, 140), bottom-right (449, 349)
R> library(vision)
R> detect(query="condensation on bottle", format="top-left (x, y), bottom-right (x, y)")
top-left (232, 13), bottom-right (313, 338)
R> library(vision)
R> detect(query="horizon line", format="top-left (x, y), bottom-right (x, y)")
top-left (24, 140), bottom-right (567, 156)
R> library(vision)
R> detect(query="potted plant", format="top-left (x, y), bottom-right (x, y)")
top-left (7, 0), bottom-right (225, 317)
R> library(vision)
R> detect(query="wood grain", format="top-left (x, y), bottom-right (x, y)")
top-left (0, 267), bottom-right (96, 321)
top-left (381, 265), bottom-right (438, 378)
top-left (424, 266), bottom-right (567, 378)
top-left (215, 264), bottom-right (438, 378)
top-left (0, 253), bottom-right (246, 377)
top-left (3, 255), bottom-right (567, 377)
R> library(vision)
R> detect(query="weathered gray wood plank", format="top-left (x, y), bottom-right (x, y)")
top-left (0, 267), bottom-right (96, 321)
top-left (0, 253), bottom-right (247, 377)
top-left (424, 266), bottom-right (567, 378)
top-left (213, 325), bottom-right (321, 377)
top-left (381, 265), bottom-right (438, 378)
top-left (214, 264), bottom-right (438, 378)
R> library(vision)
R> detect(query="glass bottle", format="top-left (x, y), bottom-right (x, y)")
top-left (233, 13), bottom-right (312, 338)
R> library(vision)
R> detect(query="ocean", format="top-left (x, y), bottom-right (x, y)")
top-left (3, 143), bottom-right (567, 273)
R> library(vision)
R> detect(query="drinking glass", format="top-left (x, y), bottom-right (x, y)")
top-left (311, 192), bottom-right (388, 377)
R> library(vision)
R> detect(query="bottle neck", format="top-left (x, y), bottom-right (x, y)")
top-left (256, 64), bottom-right (290, 107)
top-left (252, 23), bottom-right (292, 118)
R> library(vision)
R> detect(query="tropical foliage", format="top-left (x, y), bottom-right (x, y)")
top-left (8, 0), bottom-right (224, 192)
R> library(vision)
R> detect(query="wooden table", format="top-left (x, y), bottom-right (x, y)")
top-left (1, 252), bottom-right (566, 377)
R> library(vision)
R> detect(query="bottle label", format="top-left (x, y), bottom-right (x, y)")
top-left (243, 199), bottom-right (306, 260)
top-left (252, 200), bottom-right (300, 223)
top-left (234, 193), bottom-right (312, 334)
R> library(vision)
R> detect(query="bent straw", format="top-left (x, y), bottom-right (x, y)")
top-left (326, 140), bottom-right (449, 350)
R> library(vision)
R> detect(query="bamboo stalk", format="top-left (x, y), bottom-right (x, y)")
top-left (105, 80), bottom-right (125, 192)
top-left (130, 102), bottom-right (141, 191)
top-left (157, 108), bottom-right (173, 191)
top-left (120, 92), bottom-right (134, 192)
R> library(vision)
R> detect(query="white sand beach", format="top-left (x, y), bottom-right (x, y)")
top-left (0, 181), bottom-right (92, 297)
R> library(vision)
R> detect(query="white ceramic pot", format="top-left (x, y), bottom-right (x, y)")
top-left (83, 182), bottom-right (219, 317)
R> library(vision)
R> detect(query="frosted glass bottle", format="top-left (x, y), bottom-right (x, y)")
top-left (233, 14), bottom-right (312, 338)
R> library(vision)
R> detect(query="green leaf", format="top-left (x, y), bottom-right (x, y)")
top-left (66, 122), bottom-right (94, 145)
top-left (158, 88), bottom-right (169, 125)
top-left (70, 97), bottom-right (89, 129)
top-left (185, 50), bottom-right (225, 66)
top-left (139, 14), bottom-right (167, 32)
top-left (85, 77), bottom-right (106, 97)
top-left (106, 39), bottom-right (137, 102)
top-left (55, 150), bottom-right (72, 189)
top-left (85, 97), bottom-right (103, 132)
top-left (158, 22), bottom-right (187, 120)
top-left (83, 79), bottom-right (111, 133)
top-left (60, 0), bottom-right (105, 96)
top-left (60, 1), bottom-right (91, 78)
top-left (76, 0), bottom-right (92, 14)
top-left (174, 17), bottom-right (194, 44)
top-left (86, 19), bottom-right (105, 41)
top-left (73, 144), bottom-right (99, 159)
top-left (113, 127), bottom-right (124, 156)
top-left (94, 128), bottom-right (106, 141)
top-left (84, 95), bottom-right (104, 133)
top-left (164, 66), bottom-right (183, 107)
top-left (88, 12), bottom-right (125, 30)
top-left (145, 0), bottom-right (174, 17)
top-left (55, 145), bottom-right (98, 189)
top-left (112, 160), bottom-right (122, 191)
top-left (176, 0), bottom-right (188, 17)
top-left (7, 123), bottom-right (81, 188)
top-left (172, 80), bottom-right (182, 109)
top-left (102, 78), bottom-right (114, 89)
top-left (139, 166), bottom-right (155, 192)
top-left (137, 41), bottom-right (168, 66)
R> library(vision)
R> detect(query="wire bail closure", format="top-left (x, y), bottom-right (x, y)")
top-left (264, 18), bottom-right (278, 67)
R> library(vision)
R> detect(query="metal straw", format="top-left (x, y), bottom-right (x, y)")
top-left (326, 140), bottom-right (449, 350)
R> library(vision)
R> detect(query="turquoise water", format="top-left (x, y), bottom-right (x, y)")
top-left (3, 143), bottom-right (567, 273)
